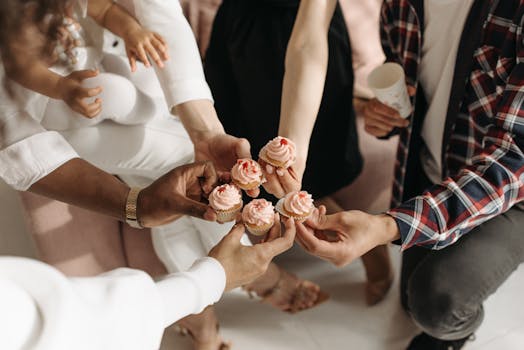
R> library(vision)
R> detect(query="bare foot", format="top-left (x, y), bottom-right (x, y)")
top-left (175, 306), bottom-right (231, 350)
top-left (244, 263), bottom-right (328, 313)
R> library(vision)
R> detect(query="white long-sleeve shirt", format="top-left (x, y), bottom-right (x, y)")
top-left (0, 256), bottom-right (225, 350)
top-left (0, 0), bottom-right (212, 191)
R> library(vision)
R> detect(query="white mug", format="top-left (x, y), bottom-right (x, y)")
top-left (367, 62), bottom-right (412, 118)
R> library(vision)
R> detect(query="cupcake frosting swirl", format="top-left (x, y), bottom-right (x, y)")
top-left (283, 191), bottom-right (313, 216)
top-left (231, 159), bottom-right (263, 185)
top-left (209, 184), bottom-right (242, 211)
top-left (242, 199), bottom-right (275, 226)
top-left (262, 136), bottom-right (296, 168)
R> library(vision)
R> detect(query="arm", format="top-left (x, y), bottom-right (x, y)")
top-left (261, 0), bottom-right (338, 198)
top-left (88, 0), bottom-right (168, 71)
top-left (2, 20), bottom-right (103, 117)
top-left (278, 0), bottom-right (338, 175)
top-left (132, 0), bottom-right (252, 173)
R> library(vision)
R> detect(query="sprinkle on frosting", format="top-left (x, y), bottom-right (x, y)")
top-left (261, 136), bottom-right (296, 168)
top-left (231, 159), bottom-right (263, 185)
top-left (283, 191), bottom-right (313, 216)
top-left (209, 184), bottom-right (242, 211)
top-left (242, 199), bottom-right (275, 226)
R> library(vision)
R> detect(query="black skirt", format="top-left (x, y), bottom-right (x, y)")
top-left (204, 0), bottom-right (362, 200)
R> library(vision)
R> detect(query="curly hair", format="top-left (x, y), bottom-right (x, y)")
top-left (0, 0), bottom-right (67, 62)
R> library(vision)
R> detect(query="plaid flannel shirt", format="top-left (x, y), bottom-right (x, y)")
top-left (384, 0), bottom-right (524, 250)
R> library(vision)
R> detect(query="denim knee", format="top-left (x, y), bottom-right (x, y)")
top-left (406, 270), bottom-right (483, 340)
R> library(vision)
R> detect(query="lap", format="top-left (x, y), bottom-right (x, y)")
top-left (402, 205), bottom-right (524, 307)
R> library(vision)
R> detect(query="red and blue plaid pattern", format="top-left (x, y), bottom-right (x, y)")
top-left (383, 0), bottom-right (524, 250)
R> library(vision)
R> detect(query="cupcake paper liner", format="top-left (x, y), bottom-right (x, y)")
top-left (258, 149), bottom-right (290, 169)
top-left (233, 179), bottom-right (263, 191)
top-left (215, 201), bottom-right (243, 223)
top-left (275, 198), bottom-right (311, 223)
top-left (245, 221), bottom-right (274, 236)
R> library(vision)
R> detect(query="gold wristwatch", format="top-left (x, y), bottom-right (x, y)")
top-left (125, 187), bottom-right (143, 229)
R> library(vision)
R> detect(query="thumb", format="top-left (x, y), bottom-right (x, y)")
top-left (70, 69), bottom-right (99, 82)
top-left (235, 137), bottom-right (252, 159)
top-left (224, 223), bottom-right (245, 243)
top-left (305, 209), bottom-right (344, 231)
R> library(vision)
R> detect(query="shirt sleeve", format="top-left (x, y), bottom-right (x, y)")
top-left (156, 257), bottom-right (226, 327)
top-left (0, 84), bottom-right (78, 191)
top-left (0, 256), bottom-right (226, 349)
top-left (387, 13), bottom-right (524, 251)
top-left (131, 0), bottom-right (214, 111)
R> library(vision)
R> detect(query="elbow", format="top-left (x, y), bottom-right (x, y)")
top-left (285, 39), bottom-right (328, 71)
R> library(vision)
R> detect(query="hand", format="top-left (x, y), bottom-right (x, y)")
top-left (362, 86), bottom-right (415, 137)
top-left (57, 70), bottom-right (103, 118)
top-left (137, 161), bottom-right (220, 227)
top-left (194, 132), bottom-right (260, 197)
top-left (295, 206), bottom-right (399, 267)
top-left (259, 158), bottom-right (303, 199)
top-left (208, 215), bottom-right (296, 290)
top-left (123, 27), bottom-right (169, 72)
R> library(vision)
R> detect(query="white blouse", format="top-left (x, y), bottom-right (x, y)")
top-left (0, 256), bottom-right (225, 350)
top-left (0, 0), bottom-right (213, 191)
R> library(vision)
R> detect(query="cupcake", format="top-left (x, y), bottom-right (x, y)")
top-left (209, 184), bottom-right (243, 223)
top-left (242, 199), bottom-right (275, 236)
top-left (276, 190), bottom-right (314, 222)
top-left (231, 158), bottom-right (264, 191)
top-left (258, 136), bottom-right (296, 169)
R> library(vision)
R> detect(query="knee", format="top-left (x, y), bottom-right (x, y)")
top-left (407, 271), bottom-right (466, 338)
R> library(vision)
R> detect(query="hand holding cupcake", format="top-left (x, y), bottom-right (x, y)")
top-left (276, 190), bottom-right (314, 222)
top-left (259, 136), bottom-right (296, 169)
top-left (231, 158), bottom-right (265, 191)
top-left (242, 199), bottom-right (276, 236)
top-left (209, 183), bottom-right (243, 223)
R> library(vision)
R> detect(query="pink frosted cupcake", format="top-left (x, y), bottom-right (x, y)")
top-left (258, 136), bottom-right (296, 169)
top-left (209, 184), bottom-right (243, 223)
top-left (242, 199), bottom-right (275, 236)
top-left (276, 190), bottom-right (314, 222)
top-left (231, 159), bottom-right (264, 191)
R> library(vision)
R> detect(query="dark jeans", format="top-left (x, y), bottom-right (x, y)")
top-left (400, 171), bottom-right (524, 340)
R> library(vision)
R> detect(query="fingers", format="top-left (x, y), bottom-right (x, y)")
top-left (296, 221), bottom-right (335, 257)
top-left (276, 167), bottom-right (301, 193)
top-left (245, 187), bottom-right (260, 198)
top-left (407, 85), bottom-right (417, 96)
top-left (235, 137), bottom-right (251, 159)
top-left (70, 69), bottom-right (99, 81)
top-left (136, 45), bottom-right (150, 68)
top-left (197, 161), bottom-right (219, 194)
top-left (363, 99), bottom-right (409, 137)
top-left (151, 36), bottom-right (169, 61)
top-left (128, 53), bottom-right (137, 73)
top-left (176, 196), bottom-right (216, 221)
top-left (224, 223), bottom-right (246, 243)
top-left (260, 160), bottom-right (286, 198)
top-left (265, 213), bottom-right (281, 242)
top-left (76, 98), bottom-right (102, 118)
top-left (262, 216), bottom-right (296, 257)
top-left (144, 42), bottom-right (164, 68)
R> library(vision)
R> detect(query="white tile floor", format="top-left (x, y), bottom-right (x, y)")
top-left (161, 245), bottom-right (524, 350)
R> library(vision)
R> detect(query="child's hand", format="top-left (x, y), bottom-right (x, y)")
top-left (58, 70), bottom-right (103, 118)
top-left (124, 28), bottom-right (169, 72)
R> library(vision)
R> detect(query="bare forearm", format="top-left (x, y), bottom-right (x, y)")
top-left (88, 0), bottom-right (141, 39)
top-left (29, 158), bottom-right (129, 221)
top-left (278, 0), bottom-right (337, 161)
top-left (5, 60), bottom-right (63, 99)
top-left (174, 99), bottom-right (225, 143)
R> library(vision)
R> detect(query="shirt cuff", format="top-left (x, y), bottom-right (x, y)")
top-left (163, 79), bottom-right (214, 113)
top-left (0, 131), bottom-right (78, 191)
top-left (156, 257), bottom-right (226, 327)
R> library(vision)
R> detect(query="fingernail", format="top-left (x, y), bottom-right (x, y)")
top-left (266, 165), bottom-right (274, 174)
top-left (276, 169), bottom-right (284, 177)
